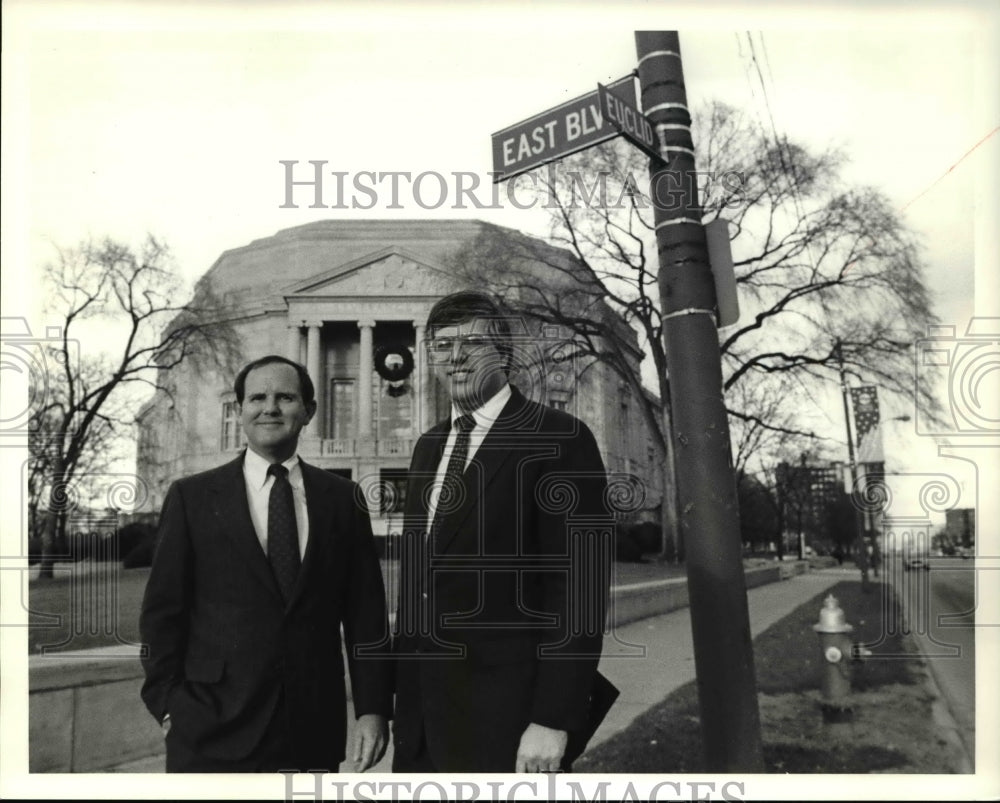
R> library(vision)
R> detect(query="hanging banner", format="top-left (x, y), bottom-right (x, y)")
top-left (850, 386), bottom-right (883, 464)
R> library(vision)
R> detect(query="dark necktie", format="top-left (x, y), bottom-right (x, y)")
top-left (429, 414), bottom-right (476, 548)
top-left (267, 463), bottom-right (300, 602)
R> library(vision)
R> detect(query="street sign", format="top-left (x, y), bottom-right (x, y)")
top-left (597, 82), bottom-right (659, 161)
top-left (491, 76), bottom-right (636, 182)
top-left (705, 218), bottom-right (740, 327)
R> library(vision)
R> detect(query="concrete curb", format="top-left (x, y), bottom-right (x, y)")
top-left (609, 562), bottom-right (804, 628)
top-left (905, 635), bottom-right (975, 773)
top-left (888, 571), bottom-right (975, 774)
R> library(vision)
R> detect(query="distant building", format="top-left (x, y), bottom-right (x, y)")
top-left (775, 458), bottom-right (848, 553)
top-left (945, 507), bottom-right (976, 549)
top-left (135, 220), bottom-right (663, 536)
top-left (774, 455), bottom-right (897, 559)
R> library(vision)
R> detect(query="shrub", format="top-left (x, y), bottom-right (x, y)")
top-left (118, 522), bottom-right (157, 568)
top-left (614, 529), bottom-right (645, 562)
top-left (627, 521), bottom-right (661, 554)
top-left (614, 519), bottom-right (669, 562)
top-left (117, 522), bottom-right (154, 557)
top-left (123, 538), bottom-right (156, 569)
top-left (67, 531), bottom-right (111, 561)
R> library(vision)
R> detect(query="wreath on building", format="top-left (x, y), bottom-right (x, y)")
top-left (374, 344), bottom-right (414, 397)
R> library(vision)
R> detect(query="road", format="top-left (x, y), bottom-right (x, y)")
top-left (889, 554), bottom-right (975, 764)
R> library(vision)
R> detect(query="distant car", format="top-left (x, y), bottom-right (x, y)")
top-left (903, 555), bottom-right (931, 571)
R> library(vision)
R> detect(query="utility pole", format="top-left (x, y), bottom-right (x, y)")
top-left (635, 31), bottom-right (764, 772)
top-left (835, 340), bottom-right (871, 592)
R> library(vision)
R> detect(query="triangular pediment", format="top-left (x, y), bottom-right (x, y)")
top-left (284, 247), bottom-right (456, 298)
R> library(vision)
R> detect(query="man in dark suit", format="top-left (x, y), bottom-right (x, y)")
top-left (140, 355), bottom-right (391, 772)
top-left (392, 291), bottom-right (611, 773)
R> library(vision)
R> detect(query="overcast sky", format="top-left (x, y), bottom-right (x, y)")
top-left (5, 3), bottom-right (994, 327)
top-left (7, 1), bottom-right (996, 492)
top-left (2, 3), bottom-right (999, 795)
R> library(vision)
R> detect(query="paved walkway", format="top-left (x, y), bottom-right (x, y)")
top-left (589, 567), bottom-right (848, 751)
top-left (111, 567), bottom-right (853, 772)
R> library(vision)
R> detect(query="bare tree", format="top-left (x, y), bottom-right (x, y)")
top-left (27, 400), bottom-right (118, 546)
top-left (727, 374), bottom-right (820, 478)
top-left (30, 235), bottom-right (238, 579)
top-left (451, 100), bottom-right (938, 561)
top-left (769, 451), bottom-right (827, 560)
top-left (450, 222), bottom-right (683, 559)
top-left (736, 471), bottom-right (781, 556)
top-left (698, 102), bottom-right (938, 421)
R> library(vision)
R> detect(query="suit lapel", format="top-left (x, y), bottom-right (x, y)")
top-left (290, 459), bottom-right (331, 608)
top-left (405, 424), bottom-right (449, 530)
top-left (210, 454), bottom-right (283, 604)
top-left (432, 388), bottom-right (530, 555)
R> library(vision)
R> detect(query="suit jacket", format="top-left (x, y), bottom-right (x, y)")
top-left (392, 387), bottom-right (611, 772)
top-left (139, 454), bottom-right (392, 767)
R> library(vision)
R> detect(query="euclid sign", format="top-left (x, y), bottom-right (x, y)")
top-left (597, 82), bottom-right (658, 159)
top-left (491, 76), bottom-right (637, 182)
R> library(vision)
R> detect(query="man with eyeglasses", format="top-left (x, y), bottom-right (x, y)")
top-left (392, 291), bottom-right (611, 773)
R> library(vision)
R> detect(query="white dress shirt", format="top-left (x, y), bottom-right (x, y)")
top-left (243, 448), bottom-right (310, 559)
top-left (426, 383), bottom-right (512, 527)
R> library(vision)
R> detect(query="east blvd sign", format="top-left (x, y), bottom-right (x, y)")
top-left (491, 76), bottom-right (636, 182)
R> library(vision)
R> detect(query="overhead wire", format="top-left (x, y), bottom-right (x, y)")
top-left (901, 125), bottom-right (1000, 212)
top-left (734, 32), bottom-right (852, 457)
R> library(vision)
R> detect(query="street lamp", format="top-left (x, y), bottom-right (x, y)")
top-left (865, 413), bottom-right (911, 577)
top-left (836, 351), bottom-right (870, 591)
top-left (835, 340), bottom-right (910, 591)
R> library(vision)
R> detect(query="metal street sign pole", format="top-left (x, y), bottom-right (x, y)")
top-left (635, 30), bottom-right (765, 772)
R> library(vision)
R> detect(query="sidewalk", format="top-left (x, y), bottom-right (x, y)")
top-left (585, 567), bottom-right (848, 752)
top-left (110, 566), bottom-right (850, 772)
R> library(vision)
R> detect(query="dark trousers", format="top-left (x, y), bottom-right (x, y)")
top-left (391, 729), bottom-right (575, 774)
top-left (166, 694), bottom-right (339, 773)
top-left (391, 727), bottom-right (440, 773)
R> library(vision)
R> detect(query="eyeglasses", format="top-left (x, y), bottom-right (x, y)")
top-left (425, 335), bottom-right (495, 363)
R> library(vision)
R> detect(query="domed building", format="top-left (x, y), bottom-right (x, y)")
top-left (135, 219), bottom-right (663, 542)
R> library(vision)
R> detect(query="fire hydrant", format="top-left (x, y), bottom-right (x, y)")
top-left (812, 594), bottom-right (855, 722)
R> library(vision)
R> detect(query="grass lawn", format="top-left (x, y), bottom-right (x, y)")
top-left (576, 580), bottom-right (962, 773)
top-left (26, 557), bottom-right (693, 655)
top-left (32, 558), bottom-right (953, 775)
top-left (26, 565), bottom-right (150, 654)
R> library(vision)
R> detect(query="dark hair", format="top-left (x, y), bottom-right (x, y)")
top-left (234, 355), bottom-right (315, 405)
top-left (426, 291), bottom-right (514, 374)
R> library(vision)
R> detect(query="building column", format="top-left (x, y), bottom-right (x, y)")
top-left (413, 322), bottom-right (425, 435)
top-left (287, 323), bottom-right (302, 363)
top-left (358, 319), bottom-right (375, 440)
top-left (305, 321), bottom-right (323, 439)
